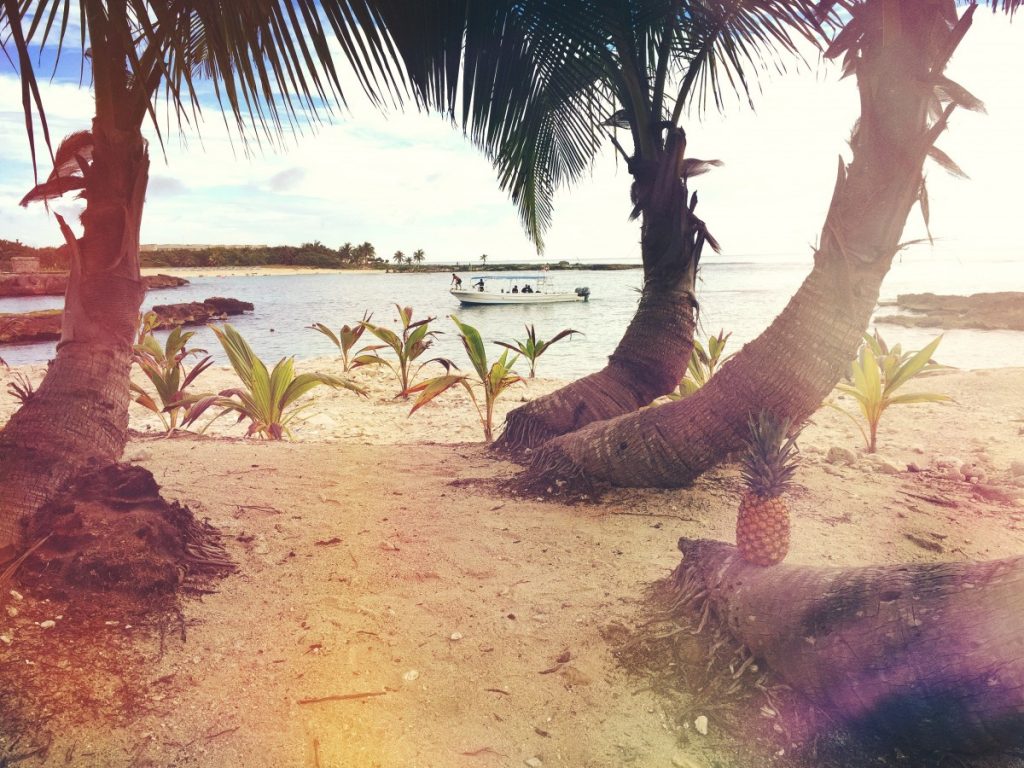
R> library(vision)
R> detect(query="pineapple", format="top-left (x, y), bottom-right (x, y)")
top-left (736, 412), bottom-right (800, 566)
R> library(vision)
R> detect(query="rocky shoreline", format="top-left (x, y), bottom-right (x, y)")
top-left (877, 291), bottom-right (1024, 331)
top-left (0, 297), bottom-right (254, 345)
top-left (0, 272), bottom-right (188, 298)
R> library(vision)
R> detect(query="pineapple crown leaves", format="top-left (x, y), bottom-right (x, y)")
top-left (740, 411), bottom-right (801, 498)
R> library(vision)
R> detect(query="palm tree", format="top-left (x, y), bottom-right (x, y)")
top-left (393, 250), bottom-right (406, 266)
top-left (404, 1), bottom-right (821, 453)
top-left (479, 253), bottom-right (488, 267)
top-left (527, 0), bottom-right (1015, 487)
top-left (355, 242), bottom-right (376, 266)
top-left (0, 1), bottom-right (475, 555)
top-left (412, 249), bottom-right (426, 266)
top-left (339, 243), bottom-right (354, 265)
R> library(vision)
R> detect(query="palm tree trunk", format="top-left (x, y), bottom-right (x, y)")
top-left (0, 123), bottom-right (148, 554)
top-left (497, 277), bottom-right (696, 452)
top-left (668, 538), bottom-right (1024, 754)
top-left (526, 0), bottom-right (969, 487)
top-left (496, 129), bottom-right (706, 453)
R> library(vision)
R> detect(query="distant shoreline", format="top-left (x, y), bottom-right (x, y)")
top-left (139, 266), bottom-right (379, 278)
top-left (140, 263), bottom-right (640, 279)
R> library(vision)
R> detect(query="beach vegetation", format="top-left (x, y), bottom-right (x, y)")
top-left (861, 329), bottom-right (950, 379)
top-left (495, 325), bottom-right (579, 379)
top-left (407, 317), bottom-right (522, 442)
top-left (139, 241), bottom-right (385, 270)
top-left (353, 306), bottom-right (454, 399)
top-left (667, 330), bottom-right (734, 399)
top-left (183, 324), bottom-right (363, 440)
top-left (831, 333), bottom-right (952, 453)
top-left (5, 372), bottom-right (36, 405)
top-left (308, 312), bottom-right (373, 372)
top-left (130, 312), bottom-right (214, 433)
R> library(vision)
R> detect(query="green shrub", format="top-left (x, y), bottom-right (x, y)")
top-left (408, 316), bottom-right (522, 442)
top-left (183, 323), bottom-right (364, 439)
top-left (830, 332), bottom-right (951, 453)
top-left (495, 324), bottom-right (579, 378)
top-left (353, 305), bottom-right (454, 398)
top-left (309, 311), bottom-right (373, 371)
top-left (130, 312), bottom-right (213, 432)
top-left (668, 330), bottom-right (733, 400)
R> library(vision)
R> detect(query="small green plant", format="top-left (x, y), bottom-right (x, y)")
top-left (831, 333), bottom-right (951, 453)
top-left (407, 316), bottom-right (522, 442)
top-left (183, 323), bottom-right (364, 439)
top-left (495, 324), bottom-right (579, 378)
top-left (130, 312), bottom-right (214, 432)
top-left (308, 311), bottom-right (372, 371)
top-left (353, 305), bottom-right (454, 398)
top-left (6, 371), bottom-right (36, 405)
top-left (861, 329), bottom-right (950, 381)
top-left (668, 330), bottom-right (734, 399)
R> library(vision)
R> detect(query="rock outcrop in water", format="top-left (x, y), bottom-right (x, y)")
top-left (0, 272), bottom-right (188, 298)
top-left (876, 292), bottom-right (1024, 332)
top-left (148, 297), bottom-right (254, 330)
top-left (0, 297), bottom-right (253, 345)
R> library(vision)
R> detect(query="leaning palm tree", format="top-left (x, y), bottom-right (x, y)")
top-left (526, 0), bottom-right (1018, 488)
top-left (0, 1), bottom-right (472, 556)
top-left (390, 0), bottom-right (822, 453)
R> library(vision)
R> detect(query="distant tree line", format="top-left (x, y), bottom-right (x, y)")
top-left (390, 249), bottom-right (427, 268)
top-left (141, 240), bottom-right (386, 269)
top-left (0, 239), bottom-right (391, 271)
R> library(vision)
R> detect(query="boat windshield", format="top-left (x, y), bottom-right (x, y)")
top-left (466, 275), bottom-right (548, 291)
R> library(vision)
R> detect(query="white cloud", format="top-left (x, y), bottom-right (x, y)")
top-left (267, 167), bottom-right (306, 192)
top-left (0, 12), bottom-right (1021, 274)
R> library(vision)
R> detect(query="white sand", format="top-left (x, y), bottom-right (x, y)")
top-left (1, 361), bottom-right (1023, 766)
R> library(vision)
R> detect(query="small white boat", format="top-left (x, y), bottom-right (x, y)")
top-left (450, 274), bottom-right (590, 305)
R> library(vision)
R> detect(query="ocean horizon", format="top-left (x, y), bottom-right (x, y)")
top-left (1, 249), bottom-right (1022, 375)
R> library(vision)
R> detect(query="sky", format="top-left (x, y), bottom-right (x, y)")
top-left (1, 12), bottom-right (1022, 265)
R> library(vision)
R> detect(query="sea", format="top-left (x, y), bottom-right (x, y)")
top-left (2, 251), bottom-right (1022, 377)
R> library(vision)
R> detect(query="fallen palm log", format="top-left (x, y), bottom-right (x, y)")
top-left (667, 538), bottom-right (1024, 755)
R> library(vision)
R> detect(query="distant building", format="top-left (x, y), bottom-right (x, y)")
top-left (10, 256), bottom-right (40, 273)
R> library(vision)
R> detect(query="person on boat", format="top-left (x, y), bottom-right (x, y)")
top-left (451, 273), bottom-right (463, 288)
top-left (522, 284), bottom-right (533, 294)
top-left (511, 285), bottom-right (519, 294)
top-left (474, 278), bottom-right (485, 291)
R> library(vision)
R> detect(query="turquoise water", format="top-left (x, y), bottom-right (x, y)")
top-left (2, 252), bottom-right (1022, 375)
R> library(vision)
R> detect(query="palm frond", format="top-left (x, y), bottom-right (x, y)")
top-left (2, 0), bottom-right (410, 166)
top-left (671, 0), bottom-right (822, 118)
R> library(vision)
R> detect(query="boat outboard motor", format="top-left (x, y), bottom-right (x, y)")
top-left (575, 286), bottom-right (591, 301)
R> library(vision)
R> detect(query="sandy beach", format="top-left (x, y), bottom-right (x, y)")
top-left (1, 358), bottom-right (1023, 767)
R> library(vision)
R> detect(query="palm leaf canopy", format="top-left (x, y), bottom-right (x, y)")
top-left (4, 1), bottom-right (825, 245)
top-left (379, 0), bottom-right (826, 248)
top-left (1, 0), bottom-right (415, 172)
